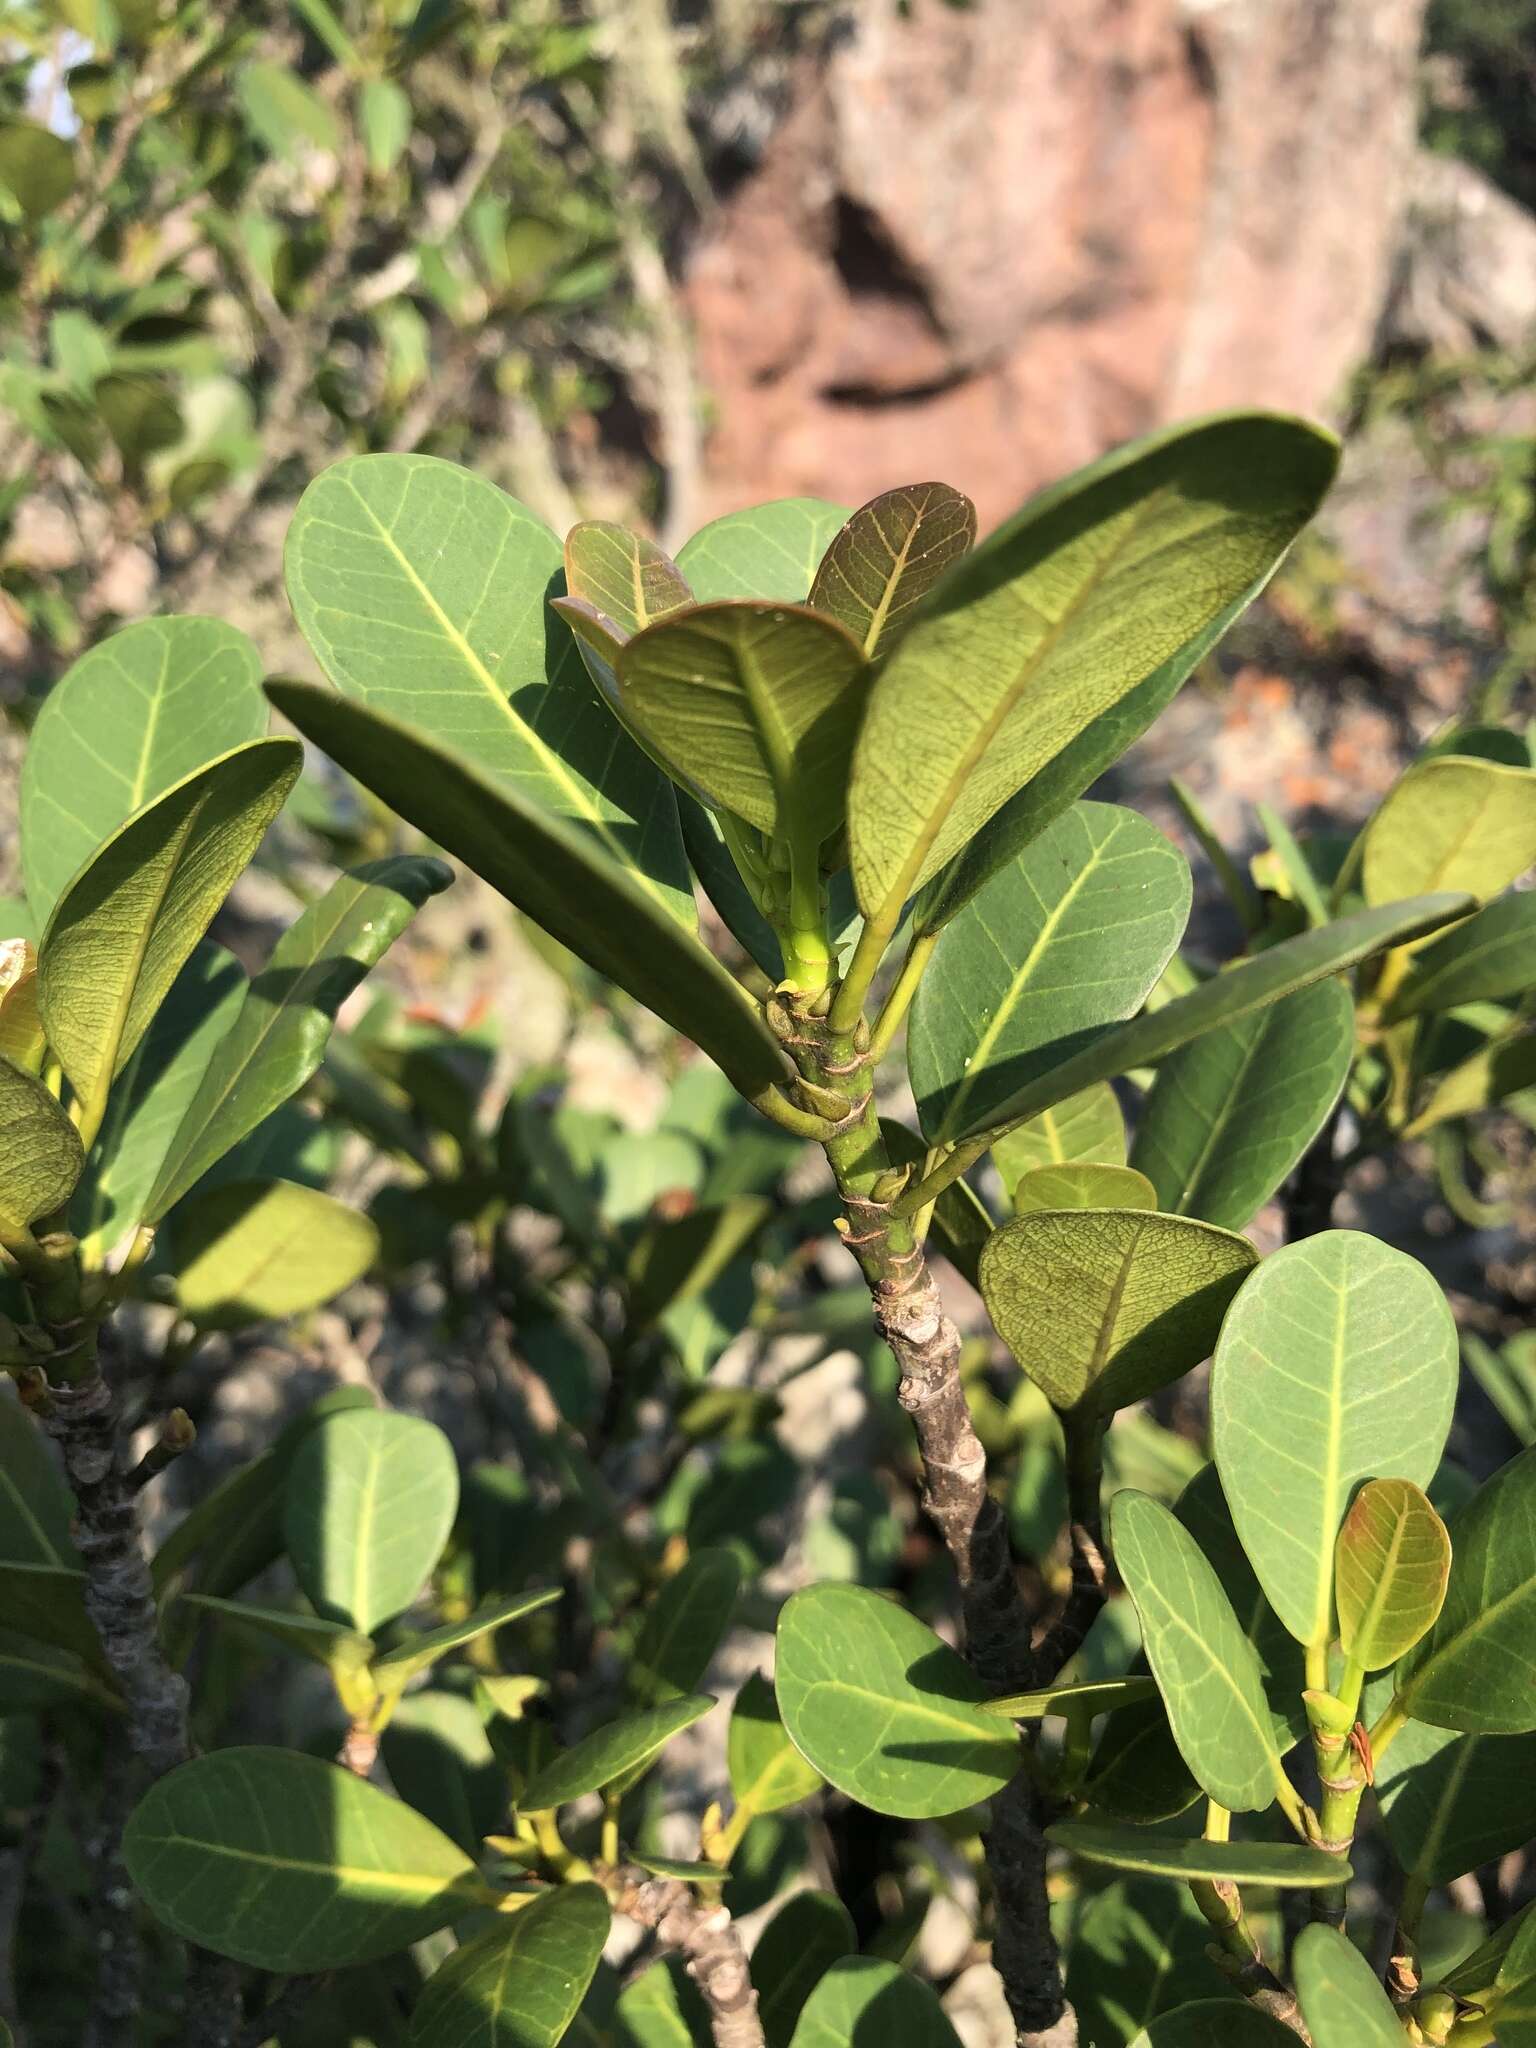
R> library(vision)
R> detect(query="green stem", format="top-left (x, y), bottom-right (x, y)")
top-left (868, 932), bottom-right (938, 1062)
top-left (1368, 1695), bottom-right (1409, 1764)
top-left (827, 905), bottom-right (899, 1037)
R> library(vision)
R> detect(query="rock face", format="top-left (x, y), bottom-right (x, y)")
top-left (687, 0), bottom-right (1429, 525)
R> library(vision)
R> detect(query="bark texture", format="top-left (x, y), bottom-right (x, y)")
top-left (617, 1874), bottom-right (764, 2048)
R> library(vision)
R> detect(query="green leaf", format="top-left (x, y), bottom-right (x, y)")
top-left (237, 59), bottom-right (342, 158)
top-left (752, 1893), bottom-right (856, 2048)
top-left (978, 1211), bottom-right (1255, 1417)
top-left (266, 683), bottom-right (788, 1108)
top-left (1045, 1820), bottom-right (1348, 1887)
top-left (728, 1671), bottom-right (823, 1814)
top-left (991, 1083), bottom-right (1126, 1195)
top-left (1012, 1163), bottom-right (1156, 1214)
top-left (1374, 1715), bottom-right (1536, 1885)
top-left (774, 1583), bottom-right (1019, 1819)
top-left (0, 1386), bottom-right (74, 1567)
top-left (0, 1563), bottom-right (105, 1671)
top-left (1110, 1491), bottom-right (1292, 1812)
top-left (0, 119), bottom-right (76, 220)
top-left (786, 1957), bottom-right (962, 2048)
top-left (0, 938), bottom-right (42, 1072)
top-left (0, 1055), bottom-right (85, 1246)
top-left (562, 521), bottom-right (693, 639)
top-left (1334, 1478), bottom-right (1450, 1671)
top-left (284, 1408), bottom-right (460, 1634)
top-left (1394, 1444), bottom-right (1536, 1732)
top-left (982, 1675), bottom-right (1159, 1719)
top-left (1407, 1027), bottom-right (1536, 1134)
top-left (676, 500), bottom-right (851, 604)
top-left (1384, 893), bottom-right (1536, 1020)
top-left (1441, 1902), bottom-right (1534, 2001)
top-left (144, 854), bottom-right (452, 1219)
top-left (1067, 1880), bottom-right (1235, 2044)
top-left (629, 1549), bottom-right (741, 1705)
top-left (612, 1959), bottom-right (699, 2046)
top-left (617, 603), bottom-right (867, 846)
top-left (806, 483), bottom-right (976, 658)
top-left (516, 1695), bottom-right (714, 1810)
top-left (372, 1588), bottom-right (562, 1695)
top-left (0, 1631), bottom-right (117, 1714)
top-left (1172, 1464), bottom-right (1306, 1745)
top-left (932, 896), bottom-right (1471, 1184)
top-left (1292, 1924), bottom-right (1403, 2048)
top-left (1081, 1696), bottom-right (1201, 1825)
top-left (358, 75), bottom-right (411, 176)
top-left (37, 739), bottom-right (301, 1146)
top-left (847, 412), bottom-right (1338, 924)
top-left (627, 1199), bottom-right (771, 1324)
top-left (1211, 1230), bottom-right (1458, 1649)
top-left (20, 617), bottom-right (267, 924)
top-left (283, 454), bottom-right (693, 929)
top-left (180, 1594), bottom-right (375, 1692)
top-left (1128, 978), bottom-right (1354, 1231)
top-left (408, 1882), bottom-right (610, 2048)
top-left (172, 1178), bottom-right (377, 1330)
top-left (878, 1118), bottom-right (994, 1289)
top-left (1130, 2005), bottom-right (1294, 2046)
top-left (76, 943), bottom-right (245, 1254)
top-left (908, 802), bottom-right (1189, 1145)
top-left (1363, 757), bottom-right (1536, 912)
top-left (124, 1746), bottom-right (482, 1969)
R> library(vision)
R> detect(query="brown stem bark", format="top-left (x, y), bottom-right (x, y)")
top-left (616, 1875), bottom-right (763, 2048)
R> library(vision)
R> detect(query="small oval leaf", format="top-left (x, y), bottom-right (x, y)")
top-left (1334, 1478), bottom-right (1450, 1671)
top-left (728, 1670), bottom-right (823, 1815)
top-left (807, 482), bottom-right (976, 658)
top-left (1364, 756), bottom-right (1536, 912)
top-left (1012, 1164), bottom-right (1156, 1214)
top-left (1292, 1924), bottom-right (1404, 2048)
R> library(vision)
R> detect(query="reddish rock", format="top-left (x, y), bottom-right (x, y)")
top-left (686, 0), bottom-right (1428, 528)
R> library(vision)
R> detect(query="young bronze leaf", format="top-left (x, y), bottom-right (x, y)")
top-left (563, 520), bottom-right (693, 638)
top-left (36, 738), bottom-right (301, 1148)
top-left (408, 1882), bottom-right (610, 2048)
top-left (144, 856), bottom-right (450, 1221)
top-left (848, 412), bottom-right (1338, 924)
top-left (283, 454), bottom-right (694, 928)
top-left (616, 602), bottom-right (867, 846)
top-left (1334, 1478), bottom-right (1450, 1671)
top-left (1292, 1925), bottom-right (1405, 2048)
top-left (774, 1583), bottom-right (1018, 1819)
top-left (1211, 1232), bottom-right (1458, 1650)
top-left (907, 802), bottom-right (1190, 1145)
top-left (1363, 756), bottom-right (1536, 913)
top-left (806, 482), bottom-right (976, 658)
top-left (1128, 977), bottom-right (1354, 1231)
top-left (172, 1179), bottom-right (379, 1331)
top-left (0, 1056), bottom-right (85, 1247)
top-left (265, 682), bottom-right (788, 1109)
top-left (1110, 1491), bottom-right (1292, 1813)
top-left (1045, 1820), bottom-right (1347, 1888)
top-left (1394, 1444), bottom-right (1536, 1732)
top-left (123, 1747), bottom-right (481, 1969)
top-left (978, 1210), bottom-right (1255, 1417)
top-left (19, 615), bottom-right (268, 924)
top-left (1012, 1163), bottom-right (1156, 1214)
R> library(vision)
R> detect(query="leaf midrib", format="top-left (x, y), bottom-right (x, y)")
top-left (141, 1829), bottom-right (470, 1894)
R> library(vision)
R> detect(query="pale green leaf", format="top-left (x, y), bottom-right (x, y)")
top-left (173, 1178), bottom-right (378, 1330)
top-left (728, 1670), bottom-right (823, 1814)
top-left (1334, 1479), bottom-right (1450, 1671)
top-left (848, 413), bottom-right (1338, 922)
top-left (1128, 978), bottom-right (1354, 1230)
top-left (1045, 1820), bottom-right (1348, 1887)
top-left (0, 1055), bottom-right (85, 1245)
top-left (180, 1594), bottom-right (375, 1688)
top-left (1407, 1027), bottom-right (1536, 1134)
top-left (774, 1583), bottom-right (1019, 1819)
top-left (978, 1210), bottom-right (1256, 1416)
top-left (991, 1083), bottom-right (1126, 1196)
top-left (124, 1746), bottom-right (481, 1969)
top-left (1292, 1924), bottom-right (1403, 2048)
top-left (20, 617), bottom-right (267, 924)
top-left (1211, 1231), bottom-right (1458, 1649)
top-left (1172, 1464), bottom-right (1306, 1746)
top-left (1384, 892), bottom-right (1536, 1020)
top-left (517, 1695), bottom-right (714, 1810)
top-left (408, 1882), bottom-right (610, 2047)
top-left (1110, 1490), bottom-right (1291, 1812)
top-left (676, 500), bottom-right (851, 604)
top-left (1394, 1444), bottom-right (1536, 1732)
top-left (787, 1958), bottom-right (961, 2048)
top-left (284, 1408), bottom-right (460, 1634)
top-left (806, 483), bottom-right (976, 657)
top-left (1363, 757), bottom-right (1536, 913)
top-left (982, 1676), bottom-right (1159, 1719)
top-left (266, 683), bottom-right (788, 1108)
top-left (283, 454), bottom-right (694, 927)
top-left (358, 75), bottom-right (411, 176)
top-left (908, 802), bottom-right (1190, 1144)
top-left (237, 59), bottom-right (341, 157)
top-left (0, 119), bottom-right (75, 219)
top-left (1012, 1163), bottom-right (1155, 1214)
top-left (37, 738), bottom-right (301, 1146)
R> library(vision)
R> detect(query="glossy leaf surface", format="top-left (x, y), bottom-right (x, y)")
top-left (20, 616), bottom-right (267, 922)
top-left (146, 855), bottom-right (451, 1218)
top-left (806, 482), bottom-right (976, 657)
top-left (1046, 1820), bottom-right (1348, 1886)
top-left (1211, 1231), bottom-right (1458, 1648)
top-left (775, 1583), bottom-right (1019, 1819)
top-left (908, 802), bottom-right (1189, 1144)
top-left (848, 413), bottom-right (1338, 922)
top-left (124, 1747), bottom-right (480, 1969)
top-left (1334, 1478), bottom-right (1450, 1671)
top-left (266, 683), bottom-right (787, 1106)
top-left (1129, 978), bottom-right (1354, 1230)
top-left (1066, 1879), bottom-right (1233, 2045)
top-left (407, 1882), bottom-right (610, 2047)
top-left (517, 1694), bottom-right (713, 1810)
top-left (979, 1210), bottom-right (1255, 1416)
top-left (373, 1588), bottom-right (561, 1695)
